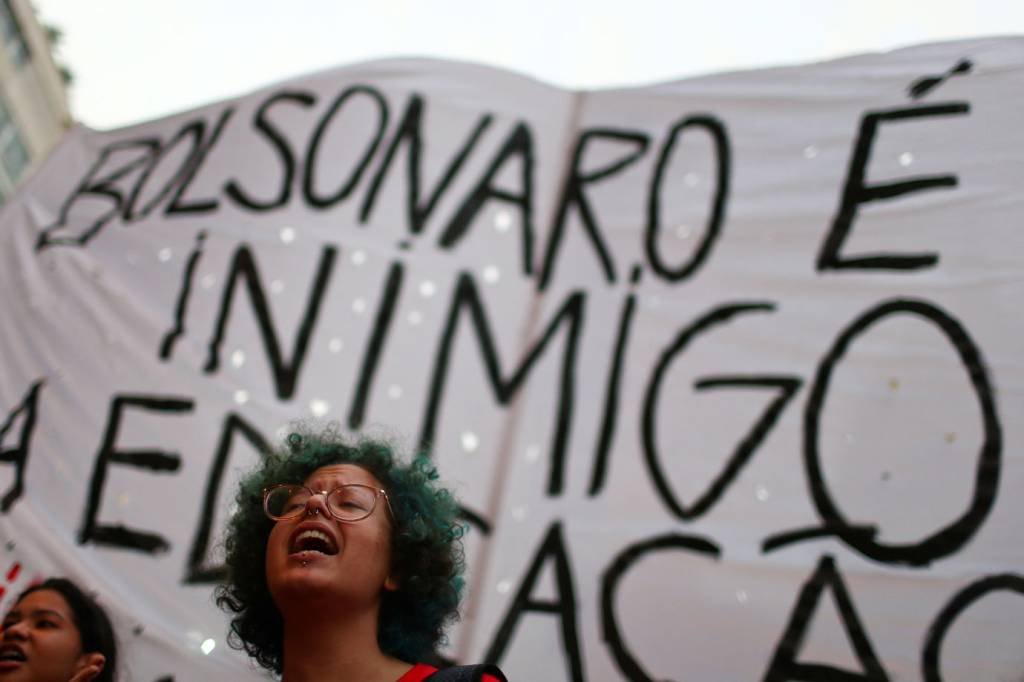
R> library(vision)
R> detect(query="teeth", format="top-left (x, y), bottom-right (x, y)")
top-left (298, 530), bottom-right (330, 544)
top-left (292, 529), bottom-right (335, 553)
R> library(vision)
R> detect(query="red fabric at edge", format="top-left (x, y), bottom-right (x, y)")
top-left (397, 662), bottom-right (500, 681)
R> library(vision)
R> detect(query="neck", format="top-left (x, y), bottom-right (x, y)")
top-left (280, 603), bottom-right (411, 682)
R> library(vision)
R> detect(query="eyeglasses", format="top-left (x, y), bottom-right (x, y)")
top-left (262, 484), bottom-right (393, 523)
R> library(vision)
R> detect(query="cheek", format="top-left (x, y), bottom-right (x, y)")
top-left (265, 526), bottom-right (288, 582)
top-left (35, 631), bottom-right (84, 674)
top-left (369, 526), bottom-right (394, 577)
top-left (267, 524), bottom-right (286, 555)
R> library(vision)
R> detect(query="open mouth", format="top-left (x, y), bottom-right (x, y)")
top-left (289, 528), bottom-right (338, 556)
top-left (0, 646), bottom-right (26, 663)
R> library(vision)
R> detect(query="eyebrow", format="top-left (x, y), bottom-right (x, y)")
top-left (309, 481), bottom-right (377, 490)
top-left (3, 609), bottom-right (68, 621)
top-left (31, 609), bottom-right (67, 620)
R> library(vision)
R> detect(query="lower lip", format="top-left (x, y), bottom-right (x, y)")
top-left (289, 550), bottom-right (334, 562)
top-left (0, 660), bottom-right (25, 671)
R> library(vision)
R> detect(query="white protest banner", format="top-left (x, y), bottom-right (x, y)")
top-left (1, 37), bottom-right (1022, 680)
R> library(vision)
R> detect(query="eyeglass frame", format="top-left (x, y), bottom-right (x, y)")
top-left (261, 483), bottom-right (395, 524)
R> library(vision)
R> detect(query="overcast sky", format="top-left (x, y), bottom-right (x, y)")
top-left (34, 0), bottom-right (1024, 130)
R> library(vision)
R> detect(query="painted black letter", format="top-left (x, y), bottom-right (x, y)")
top-left (0, 380), bottom-right (44, 512)
top-left (418, 273), bottom-right (585, 495)
top-left (921, 573), bottom-right (1024, 682)
top-left (538, 128), bottom-right (650, 289)
top-left (601, 532), bottom-right (720, 681)
top-left (36, 138), bottom-right (159, 250)
top-left (817, 102), bottom-right (969, 271)
top-left (803, 298), bottom-right (1001, 565)
top-left (122, 108), bottom-right (235, 221)
top-left (185, 413), bottom-right (269, 583)
top-left (224, 90), bottom-right (316, 211)
top-left (79, 395), bottom-right (193, 554)
top-left (646, 115), bottom-right (730, 282)
top-left (438, 123), bottom-right (536, 276)
top-left (763, 555), bottom-right (889, 682)
top-left (484, 522), bottom-right (584, 682)
top-left (360, 93), bottom-right (493, 235)
top-left (204, 244), bottom-right (337, 400)
top-left (642, 302), bottom-right (775, 520)
top-left (302, 85), bottom-right (388, 209)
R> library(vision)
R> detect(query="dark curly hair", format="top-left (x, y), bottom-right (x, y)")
top-left (215, 426), bottom-right (466, 674)
top-left (16, 577), bottom-right (119, 682)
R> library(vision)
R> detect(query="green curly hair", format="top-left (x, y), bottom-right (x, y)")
top-left (215, 426), bottom-right (466, 674)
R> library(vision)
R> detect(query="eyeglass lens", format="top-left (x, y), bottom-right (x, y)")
top-left (265, 485), bottom-right (377, 521)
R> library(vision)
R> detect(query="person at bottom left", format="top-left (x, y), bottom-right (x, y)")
top-left (0, 577), bottom-right (117, 682)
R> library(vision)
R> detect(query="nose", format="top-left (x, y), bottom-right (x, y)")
top-left (2, 620), bottom-right (27, 641)
top-left (304, 491), bottom-right (330, 517)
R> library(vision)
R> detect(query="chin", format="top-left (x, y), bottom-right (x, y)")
top-left (0, 666), bottom-right (32, 681)
top-left (270, 556), bottom-right (337, 600)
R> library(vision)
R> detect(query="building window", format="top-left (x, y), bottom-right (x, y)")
top-left (1, 125), bottom-right (27, 176)
top-left (0, 0), bottom-right (30, 66)
top-left (0, 95), bottom-right (30, 202)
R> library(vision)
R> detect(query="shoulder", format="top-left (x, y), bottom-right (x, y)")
top-left (405, 662), bottom-right (506, 681)
top-left (397, 663), bottom-right (438, 682)
top-left (429, 664), bottom-right (507, 681)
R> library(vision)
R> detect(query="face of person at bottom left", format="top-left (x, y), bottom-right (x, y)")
top-left (266, 463), bottom-right (397, 614)
top-left (0, 589), bottom-right (102, 682)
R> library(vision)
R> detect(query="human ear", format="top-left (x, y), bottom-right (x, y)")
top-left (70, 652), bottom-right (105, 682)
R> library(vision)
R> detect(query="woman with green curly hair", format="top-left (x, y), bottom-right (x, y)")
top-left (215, 426), bottom-right (505, 681)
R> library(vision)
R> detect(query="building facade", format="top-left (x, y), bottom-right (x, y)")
top-left (0, 0), bottom-right (70, 205)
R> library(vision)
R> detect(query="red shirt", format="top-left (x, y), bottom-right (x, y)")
top-left (397, 663), bottom-right (501, 681)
